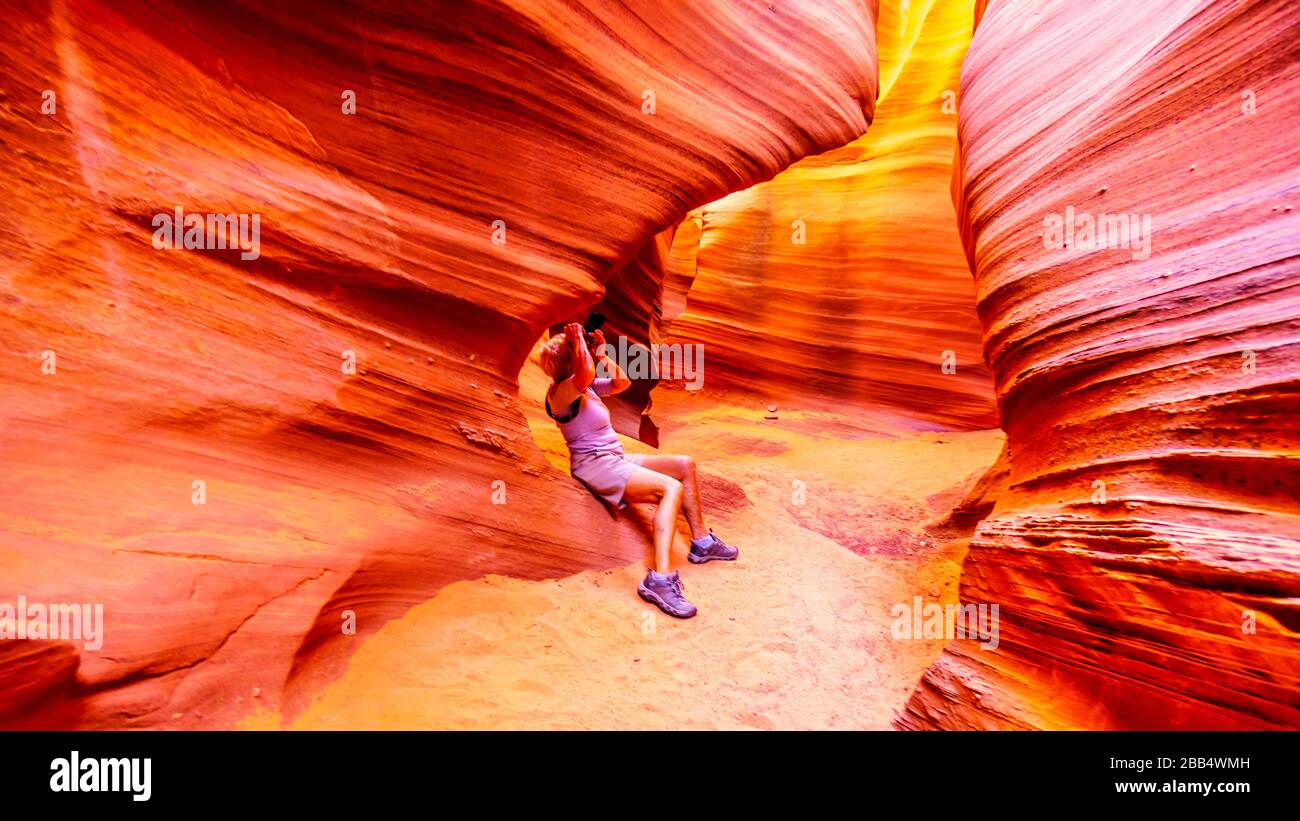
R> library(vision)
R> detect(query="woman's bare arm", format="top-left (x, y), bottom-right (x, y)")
top-left (548, 322), bottom-right (594, 408)
top-left (591, 330), bottom-right (631, 394)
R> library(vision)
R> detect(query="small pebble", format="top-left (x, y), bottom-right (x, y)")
top-left (1099, 185), bottom-right (1108, 193)
top-left (928, 587), bottom-right (940, 597)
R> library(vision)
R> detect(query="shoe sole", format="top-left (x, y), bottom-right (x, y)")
top-left (687, 551), bottom-right (739, 564)
top-left (637, 586), bottom-right (697, 619)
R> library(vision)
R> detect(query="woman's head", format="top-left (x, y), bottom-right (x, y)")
top-left (538, 332), bottom-right (572, 382)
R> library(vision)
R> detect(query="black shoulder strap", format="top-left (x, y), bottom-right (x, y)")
top-left (545, 391), bottom-right (583, 423)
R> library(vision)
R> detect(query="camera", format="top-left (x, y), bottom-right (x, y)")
top-left (583, 310), bottom-right (606, 350)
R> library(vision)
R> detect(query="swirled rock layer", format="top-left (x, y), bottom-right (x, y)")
top-left (899, 0), bottom-right (1300, 730)
top-left (654, 0), bottom-right (995, 429)
top-left (0, 0), bottom-right (878, 728)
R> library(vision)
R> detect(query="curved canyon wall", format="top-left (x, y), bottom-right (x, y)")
top-left (900, 0), bottom-right (1300, 729)
top-left (647, 0), bottom-right (995, 429)
top-left (0, 0), bottom-right (880, 727)
top-left (7, 0), bottom-right (1292, 732)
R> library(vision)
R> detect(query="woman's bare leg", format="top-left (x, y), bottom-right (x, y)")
top-left (633, 455), bottom-right (707, 541)
top-left (622, 466), bottom-right (683, 573)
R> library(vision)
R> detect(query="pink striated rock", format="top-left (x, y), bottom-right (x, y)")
top-left (900, 0), bottom-right (1300, 730)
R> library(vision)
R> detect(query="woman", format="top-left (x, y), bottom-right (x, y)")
top-left (539, 322), bottom-right (738, 618)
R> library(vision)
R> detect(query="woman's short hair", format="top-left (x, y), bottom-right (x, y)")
top-left (538, 333), bottom-right (572, 379)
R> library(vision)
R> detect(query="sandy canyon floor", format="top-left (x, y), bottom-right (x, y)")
top-left (268, 372), bottom-right (1003, 730)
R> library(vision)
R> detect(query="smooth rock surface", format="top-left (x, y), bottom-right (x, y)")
top-left (899, 0), bottom-right (1300, 730)
top-left (0, 0), bottom-right (878, 728)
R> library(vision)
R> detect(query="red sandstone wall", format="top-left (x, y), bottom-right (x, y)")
top-left (0, 0), bottom-right (879, 728)
top-left (899, 0), bottom-right (1300, 729)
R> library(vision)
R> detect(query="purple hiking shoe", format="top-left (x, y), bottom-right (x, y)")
top-left (688, 529), bottom-right (739, 564)
top-left (638, 570), bottom-right (697, 619)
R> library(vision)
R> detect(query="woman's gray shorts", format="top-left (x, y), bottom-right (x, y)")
top-left (570, 449), bottom-right (647, 507)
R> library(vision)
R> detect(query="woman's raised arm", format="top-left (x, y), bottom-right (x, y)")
top-left (548, 322), bottom-right (595, 408)
top-left (591, 330), bottom-right (631, 394)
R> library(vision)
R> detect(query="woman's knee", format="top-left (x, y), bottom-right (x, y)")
top-left (625, 468), bottom-right (682, 506)
top-left (661, 477), bottom-right (684, 506)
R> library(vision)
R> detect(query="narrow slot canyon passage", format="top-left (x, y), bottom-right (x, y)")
top-left (281, 0), bottom-right (1005, 729)
top-left (3, 0), bottom-right (1296, 736)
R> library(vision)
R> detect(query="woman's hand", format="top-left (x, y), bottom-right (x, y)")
top-left (564, 322), bottom-right (585, 351)
top-left (564, 321), bottom-right (595, 391)
top-left (590, 329), bottom-right (606, 357)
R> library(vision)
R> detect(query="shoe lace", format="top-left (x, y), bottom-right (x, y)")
top-left (671, 573), bottom-right (685, 596)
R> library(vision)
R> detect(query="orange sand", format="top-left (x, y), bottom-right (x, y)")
top-left (272, 370), bottom-right (1003, 730)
